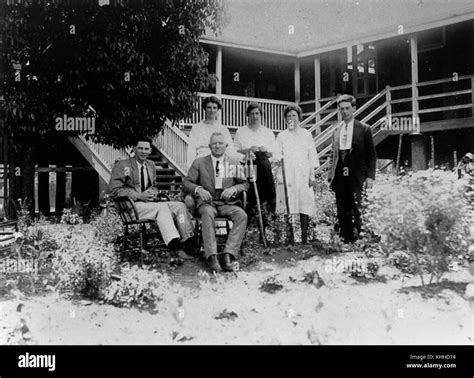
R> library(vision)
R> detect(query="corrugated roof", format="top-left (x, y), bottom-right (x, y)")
top-left (203, 0), bottom-right (474, 54)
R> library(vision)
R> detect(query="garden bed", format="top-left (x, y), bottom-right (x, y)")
top-left (1, 169), bottom-right (473, 345)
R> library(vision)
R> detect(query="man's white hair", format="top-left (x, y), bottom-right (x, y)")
top-left (209, 132), bottom-right (225, 143)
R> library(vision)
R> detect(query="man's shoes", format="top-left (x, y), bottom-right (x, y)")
top-left (221, 253), bottom-right (235, 272)
top-left (184, 236), bottom-right (198, 256)
top-left (208, 255), bottom-right (222, 273)
top-left (176, 249), bottom-right (194, 260)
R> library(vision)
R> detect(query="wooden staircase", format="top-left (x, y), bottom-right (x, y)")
top-left (148, 147), bottom-right (183, 196)
top-left (69, 133), bottom-right (185, 197)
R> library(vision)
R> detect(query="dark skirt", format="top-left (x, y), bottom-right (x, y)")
top-left (246, 151), bottom-right (276, 213)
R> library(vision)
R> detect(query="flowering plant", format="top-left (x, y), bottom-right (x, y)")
top-left (363, 170), bottom-right (470, 285)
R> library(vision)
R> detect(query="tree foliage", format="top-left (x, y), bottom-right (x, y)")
top-left (2, 0), bottom-right (227, 148)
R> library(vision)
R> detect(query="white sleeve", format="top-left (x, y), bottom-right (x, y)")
top-left (307, 132), bottom-right (320, 169)
top-left (274, 132), bottom-right (284, 162)
top-left (224, 127), bottom-right (244, 162)
top-left (234, 128), bottom-right (243, 151)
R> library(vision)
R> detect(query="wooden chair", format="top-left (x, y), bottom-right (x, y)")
top-left (113, 195), bottom-right (169, 265)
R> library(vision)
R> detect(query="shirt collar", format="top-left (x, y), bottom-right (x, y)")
top-left (135, 158), bottom-right (147, 167)
top-left (211, 154), bottom-right (225, 163)
top-left (343, 119), bottom-right (354, 129)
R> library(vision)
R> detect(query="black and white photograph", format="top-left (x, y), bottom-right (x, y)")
top-left (0, 0), bottom-right (473, 375)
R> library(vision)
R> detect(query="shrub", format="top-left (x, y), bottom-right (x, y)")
top-left (51, 229), bottom-right (118, 298)
top-left (89, 204), bottom-right (123, 244)
top-left (17, 224), bottom-right (60, 260)
top-left (102, 266), bottom-right (172, 310)
top-left (364, 170), bottom-right (470, 285)
top-left (60, 208), bottom-right (83, 225)
top-left (16, 198), bottom-right (34, 232)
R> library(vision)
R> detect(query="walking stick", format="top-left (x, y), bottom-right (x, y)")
top-left (248, 153), bottom-right (268, 248)
top-left (280, 156), bottom-right (294, 244)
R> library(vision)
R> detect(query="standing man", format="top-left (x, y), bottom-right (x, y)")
top-left (328, 95), bottom-right (377, 243)
top-left (183, 132), bottom-right (248, 272)
top-left (109, 137), bottom-right (195, 258)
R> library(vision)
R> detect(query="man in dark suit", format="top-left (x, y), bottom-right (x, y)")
top-left (109, 137), bottom-right (195, 258)
top-left (183, 132), bottom-right (248, 272)
top-left (329, 95), bottom-right (377, 243)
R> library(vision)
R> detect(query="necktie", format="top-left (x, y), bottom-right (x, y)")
top-left (216, 160), bottom-right (220, 177)
top-left (140, 164), bottom-right (146, 192)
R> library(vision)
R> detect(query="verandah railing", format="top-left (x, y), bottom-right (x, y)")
top-left (182, 92), bottom-right (295, 131)
top-left (71, 74), bottom-right (474, 179)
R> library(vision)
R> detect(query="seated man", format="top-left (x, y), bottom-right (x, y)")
top-left (109, 136), bottom-right (195, 259)
top-left (183, 132), bottom-right (248, 272)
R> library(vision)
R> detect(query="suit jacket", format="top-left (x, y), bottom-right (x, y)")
top-left (183, 154), bottom-right (248, 209)
top-left (328, 119), bottom-right (377, 189)
top-left (108, 157), bottom-right (157, 201)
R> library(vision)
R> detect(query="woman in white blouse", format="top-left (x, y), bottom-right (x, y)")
top-left (186, 96), bottom-right (237, 173)
top-left (275, 105), bottom-right (319, 243)
top-left (234, 103), bottom-right (277, 223)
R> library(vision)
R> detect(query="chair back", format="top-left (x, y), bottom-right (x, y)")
top-left (113, 196), bottom-right (140, 224)
top-left (0, 197), bottom-right (18, 221)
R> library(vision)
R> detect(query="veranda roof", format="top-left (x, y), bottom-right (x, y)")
top-left (203, 0), bottom-right (474, 55)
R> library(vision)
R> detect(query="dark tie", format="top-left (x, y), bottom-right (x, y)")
top-left (216, 160), bottom-right (220, 176)
top-left (140, 164), bottom-right (146, 192)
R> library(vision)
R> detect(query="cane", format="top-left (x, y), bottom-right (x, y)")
top-left (248, 153), bottom-right (268, 248)
top-left (280, 155), bottom-right (295, 244)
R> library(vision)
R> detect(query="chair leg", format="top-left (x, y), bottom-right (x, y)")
top-left (122, 226), bottom-right (128, 262)
top-left (142, 224), bottom-right (148, 249)
top-left (140, 225), bottom-right (146, 266)
top-left (194, 220), bottom-right (202, 257)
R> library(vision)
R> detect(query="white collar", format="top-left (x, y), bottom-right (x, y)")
top-left (211, 154), bottom-right (225, 163)
top-left (136, 159), bottom-right (147, 167)
top-left (342, 119), bottom-right (354, 129)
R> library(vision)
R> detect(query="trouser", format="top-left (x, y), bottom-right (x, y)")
top-left (135, 201), bottom-right (194, 245)
top-left (333, 152), bottom-right (362, 243)
top-left (334, 185), bottom-right (362, 243)
top-left (300, 213), bottom-right (309, 243)
top-left (198, 204), bottom-right (248, 259)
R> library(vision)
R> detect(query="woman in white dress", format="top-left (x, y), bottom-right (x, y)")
top-left (234, 103), bottom-right (277, 223)
top-left (275, 105), bottom-right (319, 243)
top-left (186, 96), bottom-right (237, 172)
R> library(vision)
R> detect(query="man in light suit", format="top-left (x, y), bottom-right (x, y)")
top-left (329, 95), bottom-right (377, 243)
top-left (109, 137), bottom-right (195, 258)
top-left (183, 132), bottom-right (248, 272)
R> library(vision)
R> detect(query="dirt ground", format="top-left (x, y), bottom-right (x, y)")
top-left (1, 240), bottom-right (473, 345)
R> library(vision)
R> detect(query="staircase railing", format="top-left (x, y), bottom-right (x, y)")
top-left (154, 120), bottom-right (188, 176)
top-left (69, 136), bottom-right (129, 183)
top-left (300, 97), bottom-right (339, 131)
top-left (314, 86), bottom-right (392, 175)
